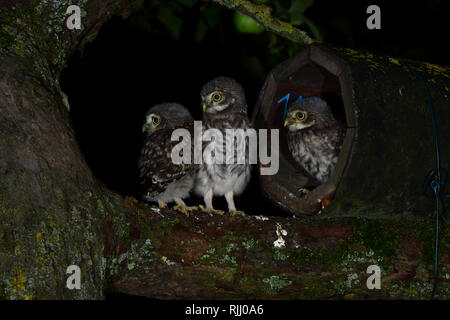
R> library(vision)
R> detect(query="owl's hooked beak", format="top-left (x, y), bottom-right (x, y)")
top-left (142, 125), bottom-right (148, 133)
top-left (283, 117), bottom-right (295, 127)
top-left (202, 102), bottom-right (207, 112)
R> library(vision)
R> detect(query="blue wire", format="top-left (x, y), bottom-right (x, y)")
top-left (392, 56), bottom-right (449, 299)
top-left (278, 93), bottom-right (290, 121)
top-left (278, 94), bottom-right (304, 121)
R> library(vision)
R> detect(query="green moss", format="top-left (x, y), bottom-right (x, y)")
top-left (0, 159), bottom-right (120, 299)
top-left (155, 218), bottom-right (180, 233)
top-left (0, 283), bottom-right (6, 300)
top-left (350, 218), bottom-right (402, 260)
top-left (216, 267), bottom-right (237, 283)
top-left (273, 248), bottom-right (291, 261)
top-left (261, 275), bottom-right (292, 293)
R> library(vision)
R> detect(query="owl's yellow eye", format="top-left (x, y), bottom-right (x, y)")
top-left (152, 116), bottom-right (160, 126)
top-left (212, 93), bottom-right (222, 102)
top-left (296, 112), bottom-right (306, 120)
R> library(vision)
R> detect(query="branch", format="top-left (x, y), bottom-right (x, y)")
top-left (106, 197), bottom-right (450, 299)
top-left (211, 0), bottom-right (313, 45)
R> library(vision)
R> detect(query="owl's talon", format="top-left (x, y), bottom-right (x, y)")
top-left (211, 209), bottom-right (224, 215)
top-left (298, 188), bottom-right (310, 196)
top-left (199, 205), bottom-right (224, 215)
top-left (158, 200), bottom-right (167, 209)
top-left (173, 201), bottom-right (190, 217)
top-left (229, 210), bottom-right (246, 217)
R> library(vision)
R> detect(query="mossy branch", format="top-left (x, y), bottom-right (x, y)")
top-left (211, 0), bottom-right (313, 45)
top-left (108, 198), bottom-right (450, 299)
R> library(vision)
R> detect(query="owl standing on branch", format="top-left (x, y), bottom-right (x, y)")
top-left (138, 103), bottom-right (197, 215)
top-left (195, 77), bottom-right (252, 215)
top-left (284, 97), bottom-right (345, 187)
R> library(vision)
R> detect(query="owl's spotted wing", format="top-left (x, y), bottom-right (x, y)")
top-left (138, 123), bottom-right (195, 197)
top-left (201, 112), bottom-right (252, 189)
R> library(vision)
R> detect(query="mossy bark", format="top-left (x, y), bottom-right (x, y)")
top-left (0, 0), bottom-right (142, 300)
top-left (0, 0), bottom-right (448, 300)
top-left (110, 198), bottom-right (450, 299)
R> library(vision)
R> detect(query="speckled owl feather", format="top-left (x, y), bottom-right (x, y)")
top-left (195, 77), bottom-right (252, 212)
top-left (138, 103), bottom-right (196, 204)
top-left (286, 97), bottom-right (345, 184)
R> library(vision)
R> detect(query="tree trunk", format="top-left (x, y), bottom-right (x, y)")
top-left (0, 0), bottom-right (449, 300)
top-left (0, 0), bottom-right (142, 300)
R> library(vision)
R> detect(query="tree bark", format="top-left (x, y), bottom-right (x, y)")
top-left (0, 0), bottom-right (143, 300)
top-left (0, 0), bottom-right (449, 300)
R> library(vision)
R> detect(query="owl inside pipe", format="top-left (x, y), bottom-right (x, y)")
top-left (284, 97), bottom-right (345, 193)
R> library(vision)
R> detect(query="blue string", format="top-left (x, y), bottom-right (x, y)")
top-left (278, 93), bottom-right (303, 121)
top-left (392, 56), bottom-right (449, 299)
top-left (278, 93), bottom-right (290, 121)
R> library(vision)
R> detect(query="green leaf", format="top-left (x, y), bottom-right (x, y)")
top-left (290, 11), bottom-right (305, 25)
top-left (157, 6), bottom-right (183, 39)
top-left (233, 12), bottom-right (265, 34)
top-left (194, 19), bottom-right (207, 43)
top-left (203, 7), bottom-right (220, 29)
top-left (289, 0), bottom-right (314, 14)
top-left (305, 18), bottom-right (323, 41)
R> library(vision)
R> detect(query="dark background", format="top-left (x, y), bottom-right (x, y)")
top-left (60, 0), bottom-right (448, 214)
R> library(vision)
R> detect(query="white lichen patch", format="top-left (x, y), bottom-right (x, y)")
top-left (219, 243), bottom-right (238, 266)
top-left (340, 249), bottom-right (381, 272)
top-left (346, 273), bottom-right (360, 288)
top-left (273, 223), bottom-right (287, 248)
top-left (242, 238), bottom-right (257, 250)
top-left (262, 275), bottom-right (292, 292)
top-left (109, 239), bottom-right (155, 275)
top-left (253, 215), bottom-right (269, 221)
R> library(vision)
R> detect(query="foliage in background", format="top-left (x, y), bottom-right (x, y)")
top-left (124, 0), bottom-right (446, 86)
top-left (127, 0), bottom-right (322, 84)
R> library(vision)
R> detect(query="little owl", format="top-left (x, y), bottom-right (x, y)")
top-left (195, 77), bottom-right (252, 215)
top-left (284, 96), bottom-right (345, 185)
top-left (138, 103), bottom-right (196, 214)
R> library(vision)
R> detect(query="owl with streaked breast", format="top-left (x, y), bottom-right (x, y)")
top-left (284, 97), bottom-right (345, 185)
top-left (195, 77), bottom-right (252, 215)
top-left (138, 103), bottom-right (196, 214)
